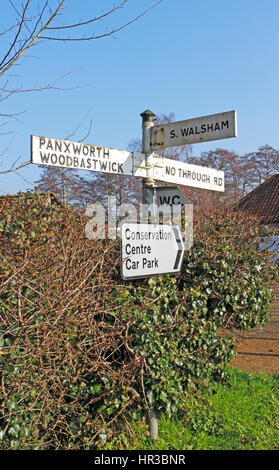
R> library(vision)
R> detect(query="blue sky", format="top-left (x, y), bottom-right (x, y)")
top-left (1, 0), bottom-right (279, 194)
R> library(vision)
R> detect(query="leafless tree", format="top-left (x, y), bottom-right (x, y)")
top-left (243, 145), bottom-right (279, 187)
top-left (34, 166), bottom-right (86, 208)
top-left (0, 0), bottom-right (162, 174)
top-left (185, 145), bottom-right (279, 212)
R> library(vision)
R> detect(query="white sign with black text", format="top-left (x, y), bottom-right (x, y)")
top-left (31, 135), bottom-right (147, 178)
top-left (150, 110), bottom-right (237, 150)
top-left (120, 222), bottom-right (185, 279)
top-left (152, 155), bottom-right (225, 192)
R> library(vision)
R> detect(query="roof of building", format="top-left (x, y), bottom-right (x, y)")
top-left (234, 174), bottom-right (279, 224)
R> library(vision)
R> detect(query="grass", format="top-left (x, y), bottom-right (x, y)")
top-left (107, 367), bottom-right (279, 451)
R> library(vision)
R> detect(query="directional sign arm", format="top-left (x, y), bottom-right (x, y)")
top-left (31, 135), bottom-right (147, 178)
top-left (120, 222), bottom-right (185, 280)
top-left (150, 110), bottom-right (237, 150)
top-left (152, 155), bottom-right (225, 192)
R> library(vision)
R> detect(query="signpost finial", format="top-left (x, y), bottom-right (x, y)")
top-left (140, 109), bottom-right (156, 124)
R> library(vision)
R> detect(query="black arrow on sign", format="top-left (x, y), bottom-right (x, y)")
top-left (172, 225), bottom-right (184, 270)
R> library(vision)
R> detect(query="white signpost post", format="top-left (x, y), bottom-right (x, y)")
top-left (120, 222), bottom-right (185, 280)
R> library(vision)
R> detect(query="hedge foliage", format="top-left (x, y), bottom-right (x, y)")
top-left (0, 192), bottom-right (276, 449)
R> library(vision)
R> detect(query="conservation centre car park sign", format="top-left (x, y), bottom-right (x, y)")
top-left (31, 108), bottom-right (237, 279)
top-left (120, 222), bottom-right (185, 280)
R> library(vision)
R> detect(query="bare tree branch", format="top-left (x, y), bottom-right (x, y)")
top-left (64, 106), bottom-right (94, 141)
top-left (0, 1), bottom-right (67, 77)
top-left (41, 1), bottom-right (162, 41)
top-left (0, 1), bottom-right (162, 75)
top-left (0, 0), bottom-right (162, 177)
top-left (0, 161), bottom-right (30, 174)
top-left (45, 0), bottom-right (130, 31)
top-left (0, 69), bottom-right (89, 97)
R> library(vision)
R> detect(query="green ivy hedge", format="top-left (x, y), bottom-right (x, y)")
top-left (123, 211), bottom-right (277, 419)
top-left (0, 193), bottom-right (276, 449)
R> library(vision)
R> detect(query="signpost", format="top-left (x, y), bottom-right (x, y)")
top-left (31, 110), bottom-right (237, 278)
top-left (30, 107), bottom-right (237, 442)
top-left (137, 109), bottom-right (236, 439)
top-left (150, 110), bottom-right (237, 150)
top-left (120, 222), bottom-right (185, 280)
